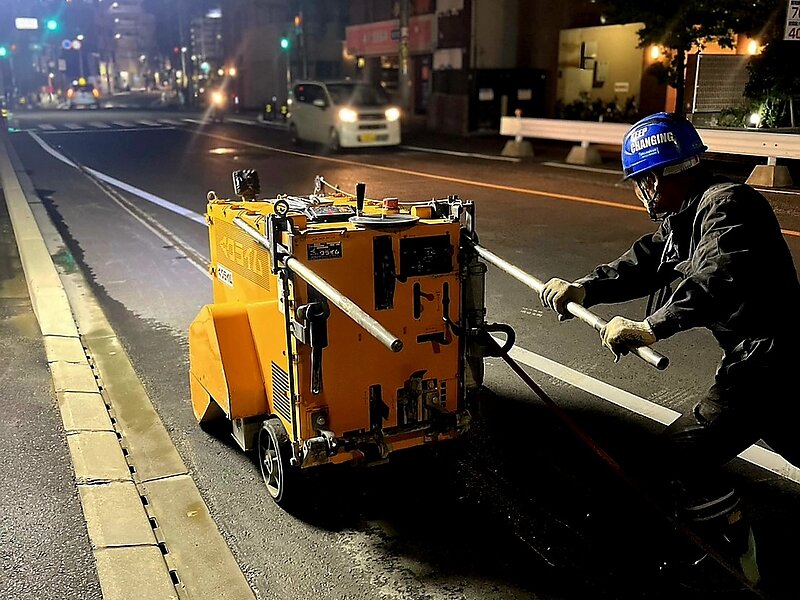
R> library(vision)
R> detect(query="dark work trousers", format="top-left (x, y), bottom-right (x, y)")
top-left (662, 378), bottom-right (799, 521)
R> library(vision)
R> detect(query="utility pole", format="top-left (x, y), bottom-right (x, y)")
top-left (398, 0), bottom-right (411, 115)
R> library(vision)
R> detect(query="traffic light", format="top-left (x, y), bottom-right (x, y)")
top-left (0, 46), bottom-right (7, 58)
top-left (280, 37), bottom-right (290, 50)
top-left (45, 18), bottom-right (59, 31)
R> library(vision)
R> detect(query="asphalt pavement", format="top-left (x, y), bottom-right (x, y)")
top-left (0, 108), bottom-right (800, 600)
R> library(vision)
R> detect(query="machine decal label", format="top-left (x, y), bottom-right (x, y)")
top-left (307, 242), bottom-right (343, 261)
top-left (217, 263), bottom-right (234, 287)
top-left (219, 236), bottom-right (264, 276)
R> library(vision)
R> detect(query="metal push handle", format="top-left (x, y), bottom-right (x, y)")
top-left (472, 244), bottom-right (669, 370)
top-left (233, 218), bottom-right (403, 353)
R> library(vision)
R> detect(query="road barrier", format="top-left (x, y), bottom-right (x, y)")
top-left (500, 115), bottom-right (798, 187)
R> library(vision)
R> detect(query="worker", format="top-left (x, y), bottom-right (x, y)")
top-left (539, 112), bottom-right (800, 586)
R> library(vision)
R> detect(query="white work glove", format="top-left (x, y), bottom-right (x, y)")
top-left (600, 316), bottom-right (657, 362)
top-left (539, 278), bottom-right (586, 321)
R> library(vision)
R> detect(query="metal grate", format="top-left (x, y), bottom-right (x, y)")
top-left (271, 362), bottom-right (292, 423)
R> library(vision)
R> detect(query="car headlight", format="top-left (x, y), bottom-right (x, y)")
top-left (385, 107), bottom-right (401, 122)
top-left (338, 107), bottom-right (358, 123)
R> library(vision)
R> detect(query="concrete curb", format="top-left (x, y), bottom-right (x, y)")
top-left (1, 129), bottom-right (255, 600)
top-left (0, 129), bottom-right (171, 597)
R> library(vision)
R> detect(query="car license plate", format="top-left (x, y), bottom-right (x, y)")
top-left (359, 133), bottom-right (377, 143)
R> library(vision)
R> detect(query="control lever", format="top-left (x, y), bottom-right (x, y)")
top-left (356, 182), bottom-right (366, 216)
top-left (298, 302), bottom-right (330, 395)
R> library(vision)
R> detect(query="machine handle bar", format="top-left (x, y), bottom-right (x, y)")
top-left (286, 257), bottom-right (403, 353)
top-left (472, 244), bottom-right (668, 370)
top-left (232, 218), bottom-right (403, 353)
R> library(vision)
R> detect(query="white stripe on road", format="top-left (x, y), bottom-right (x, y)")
top-left (38, 124), bottom-right (56, 131)
top-left (500, 340), bottom-right (800, 485)
top-left (112, 120), bottom-right (136, 128)
top-left (64, 123), bottom-right (83, 130)
top-left (28, 132), bottom-right (206, 226)
top-left (89, 121), bottom-right (111, 129)
top-left (26, 129), bottom-right (800, 487)
top-left (399, 145), bottom-right (522, 163)
top-left (158, 119), bottom-right (182, 126)
top-left (137, 119), bottom-right (161, 127)
top-left (36, 126), bottom-right (175, 135)
top-left (227, 117), bottom-right (257, 126)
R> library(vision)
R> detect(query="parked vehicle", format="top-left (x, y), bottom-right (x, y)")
top-left (288, 80), bottom-right (401, 150)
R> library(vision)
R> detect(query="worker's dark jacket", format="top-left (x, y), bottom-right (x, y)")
top-left (576, 168), bottom-right (800, 390)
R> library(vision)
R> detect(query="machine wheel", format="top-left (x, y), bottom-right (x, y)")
top-left (328, 128), bottom-right (340, 152)
top-left (289, 123), bottom-right (300, 145)
top-left (257, 418), bottom-right (298, 506)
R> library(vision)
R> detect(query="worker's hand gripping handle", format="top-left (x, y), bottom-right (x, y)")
top-left (472, 244), bottom-right (669, 370)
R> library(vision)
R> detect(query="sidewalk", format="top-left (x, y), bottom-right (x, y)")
top-left (0, 190), bottom-right (102, 599)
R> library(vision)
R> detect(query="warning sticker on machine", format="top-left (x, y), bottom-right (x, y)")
top-left (307, 242), bottom-right (343, 261)
top-left (217, 263), bottom-right (234, 287)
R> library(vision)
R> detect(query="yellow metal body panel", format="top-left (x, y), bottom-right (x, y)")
top-left (188, 303), bottom-right (268, 420)
top-left (190, 194), bottom-right (468, 467)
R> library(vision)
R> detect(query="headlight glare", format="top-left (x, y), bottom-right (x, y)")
top-left (338, 108), bottom-right (358, 123)
top-left (385, 107), bottom-right (401, 122)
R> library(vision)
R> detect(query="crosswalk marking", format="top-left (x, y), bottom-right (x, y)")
top-left (158, 119), bottom-right (182, 126)
top-left (112, 120), bottom-right (136, 128)
top-left (64, 123), bottom-right (83, 130)
top-left (137, 119), bottom-right (160, 127)
top-left (89, 121), bottom-right (111, 129)
top-left (38, 124), bottom-right (56, 130)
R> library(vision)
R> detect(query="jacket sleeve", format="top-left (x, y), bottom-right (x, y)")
top-left (646, 194), bottom-right (753, 340)
top-left (574, 228), bottom-right (667, 307)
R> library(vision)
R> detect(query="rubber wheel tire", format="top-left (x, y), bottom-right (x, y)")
top-left (328, 128), bottom-right (340, 152)
top-left (289, 123), bottom-right (300, 145)
top-left (257, 418), bottom-right (298, 506)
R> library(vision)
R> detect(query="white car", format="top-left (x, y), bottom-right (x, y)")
top-left (288, 81), bottom-right (401, 150)
top-left (66, 83), bottom-right (100, 109)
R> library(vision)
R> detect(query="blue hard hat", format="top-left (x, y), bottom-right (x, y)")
top-left (621, 112), bottom-right (707, 179)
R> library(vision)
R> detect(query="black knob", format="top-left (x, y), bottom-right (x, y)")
top-left (356, 182), bottom-right (366, 214)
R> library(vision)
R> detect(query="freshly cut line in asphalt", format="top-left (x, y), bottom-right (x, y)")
top-left (25, 129), bottom-right (800, 486)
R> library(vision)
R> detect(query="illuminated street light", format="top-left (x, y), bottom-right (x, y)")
top-left (228, 67), bottom-right (237, 77)
top-left (77, 34), bottom-right (85, 41)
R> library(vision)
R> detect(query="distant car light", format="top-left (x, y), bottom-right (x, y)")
top-left (385, 107), bottom-right (401, 122)
top-left (211, 91), bottom-right (225, 106)
top-left (338, 107), bottom-right (358, 123)
top-left (92, 88), bottom-right (100, 98)
top-left (66, 88), bottom-right (74, 98)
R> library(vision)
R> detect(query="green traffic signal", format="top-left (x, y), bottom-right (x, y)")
top-left (0, 46), bottom-right (7, 58)
top-left (280, 37), bottom-right (290, 50)
top-left (46, 19), bottom-right (59, 31)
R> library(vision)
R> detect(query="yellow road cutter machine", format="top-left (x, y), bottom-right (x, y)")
top-left (189, 170), bottom-right (511, 505)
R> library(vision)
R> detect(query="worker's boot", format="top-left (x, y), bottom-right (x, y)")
top-left (663, 488), bottom-right (761, 591)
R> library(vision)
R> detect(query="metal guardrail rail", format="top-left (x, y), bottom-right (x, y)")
top-left (500, 116), bottom-right (800, 160)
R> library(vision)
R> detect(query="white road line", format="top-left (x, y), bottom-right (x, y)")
top-left (137, 119), bottom-right (160, 127)
top-left (183, 118), bottom-right (202, 124)
top-left (227, 117), bottom-right (256, 126)
top-left (542, 161), bottom-right (623, 175)
top-left (500, 339), bottom-right (800, 486)
top-left (89, 121), bottom-right (111, 129)
top-left (399, 145), bottom-right (522, 163)
top-left (158, 119), bottom-right (182, 126)
top-left (64, 123), bottom-right (83, 130)
top-left (37, 126), bottom-right (175, 135)
top-left (28, 132), bottom-right (206, 226)
top-left (27, 128), bottom-right (800, 487)
top-left (112, 120), bottom-right (135, 128)
top-left (38, 124), bottom-right (56, 131)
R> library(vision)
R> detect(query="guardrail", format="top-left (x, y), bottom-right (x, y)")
top-left (500, 115), bottom-right (798, 187)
